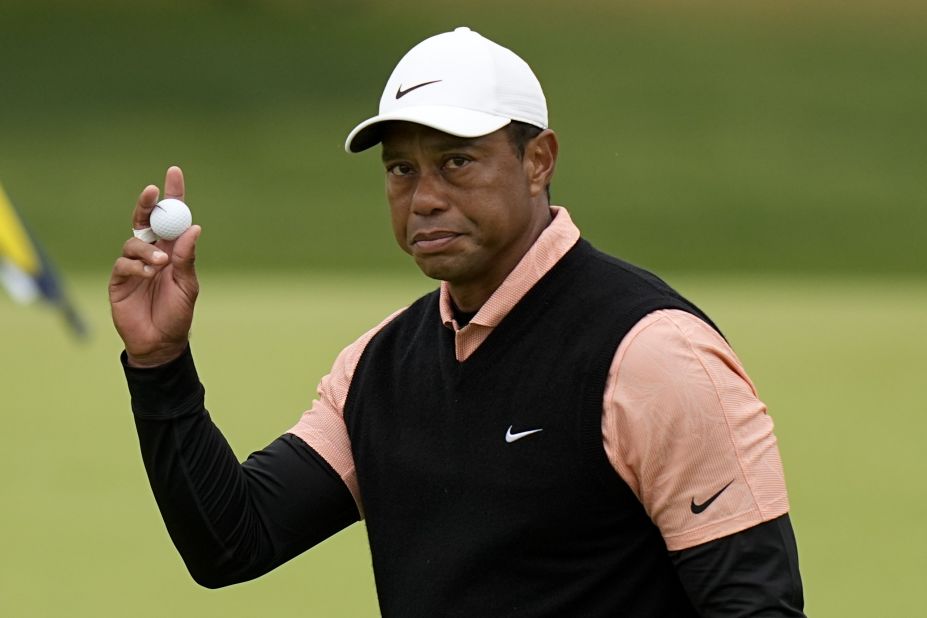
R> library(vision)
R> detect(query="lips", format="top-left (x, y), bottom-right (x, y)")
top-left (410, 230), bottom-right (461, 254)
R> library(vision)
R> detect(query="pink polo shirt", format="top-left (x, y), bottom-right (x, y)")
top-left (289, 206), bottom-right (789, 551)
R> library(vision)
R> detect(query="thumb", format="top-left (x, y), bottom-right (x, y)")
top-left (171, 224), bottom-right (202, 292)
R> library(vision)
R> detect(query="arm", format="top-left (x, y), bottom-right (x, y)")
top-left (110, 168), bottom-right (358, 586)
top-left (670, 514), bottom-right (805, 616)
top-left (126, 347), bottom-right (358, 588)
top-left (603, 309), bottom-right (804, 616)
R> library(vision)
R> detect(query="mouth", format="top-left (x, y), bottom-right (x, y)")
top-left (410, 230), bottom-right (462, 254)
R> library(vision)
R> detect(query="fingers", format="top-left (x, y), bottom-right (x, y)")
top-left (110, 256), bottom-right (156, 284)
top-left (110, 231), bottom-right (186, 288)
top-left (117, 166), bottom-right (193, 290)
top-left (170, 225), bottom-right (202, 293)
top-left (114, 237), bottom-right (170, 284)
top-left (163, 165), bottom-right (185, 201)
top-left (122, 236), bottom-right (170, 264)
top-left (131, 166), bottom-right (184, 232)
top-left (132, 184), bottom-right (160, 231)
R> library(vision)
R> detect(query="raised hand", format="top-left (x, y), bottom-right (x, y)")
top-left (109, 166), bottom-right (202, 367)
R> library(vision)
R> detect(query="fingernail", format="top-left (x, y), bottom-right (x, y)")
top-left (153, 250), bottom-right (168, 261)
top-left (143, 265), bottom-right (154, 274)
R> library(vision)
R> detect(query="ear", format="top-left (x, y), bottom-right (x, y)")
top-left (524, 129), bottom-right (558, 200)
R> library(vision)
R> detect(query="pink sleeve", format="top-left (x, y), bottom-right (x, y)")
top-left (603, 309), bottom-right (790, 551)
top-left (287, 308), bottom-right (406, 517)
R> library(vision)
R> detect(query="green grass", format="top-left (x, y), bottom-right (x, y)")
top-left (1, 272), bottom-right (924, 616)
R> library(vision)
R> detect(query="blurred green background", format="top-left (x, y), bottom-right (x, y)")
top-left (1, 1), bottom-right (925, 616)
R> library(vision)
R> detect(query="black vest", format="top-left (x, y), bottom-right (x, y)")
top-left (344, 239), bottom-right (716, 617)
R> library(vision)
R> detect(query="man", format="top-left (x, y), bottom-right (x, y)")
top-left (111, 27), bottom-right (804, 616)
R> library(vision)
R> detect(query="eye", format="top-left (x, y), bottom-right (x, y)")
top-left (387, 163), bottom-right (414, 177)
top-left (444, 156), bottom-right (470, 170)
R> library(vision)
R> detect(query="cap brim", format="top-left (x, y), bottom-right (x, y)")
top-left (344, 105), bottom-right (512, 153)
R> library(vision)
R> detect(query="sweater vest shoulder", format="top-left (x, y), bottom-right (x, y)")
top-left (344, 239), bottom-right (710, 617)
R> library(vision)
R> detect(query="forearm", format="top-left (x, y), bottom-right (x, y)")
top-left (132, 380), bottom-right (271, 588)
top-left (670, 514), bottom-right (805, 617)
top-left (124, 347), bottom-right (359, 588)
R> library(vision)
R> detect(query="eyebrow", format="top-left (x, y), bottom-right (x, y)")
top-left (381, 134), bottom-right (487, 162)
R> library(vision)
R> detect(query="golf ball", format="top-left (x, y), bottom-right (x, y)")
top-left (151, 198), bottom-right (192, 241)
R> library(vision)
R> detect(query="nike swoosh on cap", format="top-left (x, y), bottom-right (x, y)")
top-left (690, 479), bottom-right (735, 514)
top-left (505, 425), bottom-right (543, 443)
top-left (396, 80), bottom-right (442, 99)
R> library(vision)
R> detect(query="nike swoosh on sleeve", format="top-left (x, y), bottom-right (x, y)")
top-left (690, 479), bottom-right (735, 514)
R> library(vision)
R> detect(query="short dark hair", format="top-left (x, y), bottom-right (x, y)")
top-left (506, 121), bottom-right (551, 201)
top-left (506, 121), bottom-right (543, 159)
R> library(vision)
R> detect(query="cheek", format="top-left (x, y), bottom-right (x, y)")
top-left (387, 199), bottom-right (412, 255)
top-left (483, 180), bottom-right (530, 235)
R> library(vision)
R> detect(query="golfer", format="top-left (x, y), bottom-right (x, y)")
top-left (111, 27), bottom-right (804, 616)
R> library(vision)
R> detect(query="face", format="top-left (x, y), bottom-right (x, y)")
top-left (380, 122), bottom-right (554, 309)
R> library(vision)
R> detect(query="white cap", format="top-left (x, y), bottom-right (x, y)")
top-left (345, 27), bottom-right (548, 153)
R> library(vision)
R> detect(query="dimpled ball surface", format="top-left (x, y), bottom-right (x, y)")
top-left (151, 198), bottom-right (192, 241)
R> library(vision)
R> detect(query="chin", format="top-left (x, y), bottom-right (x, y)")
top-left (413, 255), bottom-right (462, 282)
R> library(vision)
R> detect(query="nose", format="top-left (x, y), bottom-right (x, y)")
top-left (410, 170), bottom-right (448, 217)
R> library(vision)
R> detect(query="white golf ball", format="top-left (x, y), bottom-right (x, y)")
top-left (151, 198), bottom-right (192, 241)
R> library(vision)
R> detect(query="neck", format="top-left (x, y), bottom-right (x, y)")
top-left (447, 283), bottom-right (494, 314)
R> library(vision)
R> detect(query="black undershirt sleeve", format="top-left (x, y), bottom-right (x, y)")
top-left (123, 346), bottom-right (360, 588)
top-left (669, 514), bottom-right (806, 617)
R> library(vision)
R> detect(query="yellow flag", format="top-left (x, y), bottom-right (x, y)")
top-left (0, 181), bottom-right (40, 274)
top-left (0, 181), bottom-right (87, 337)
